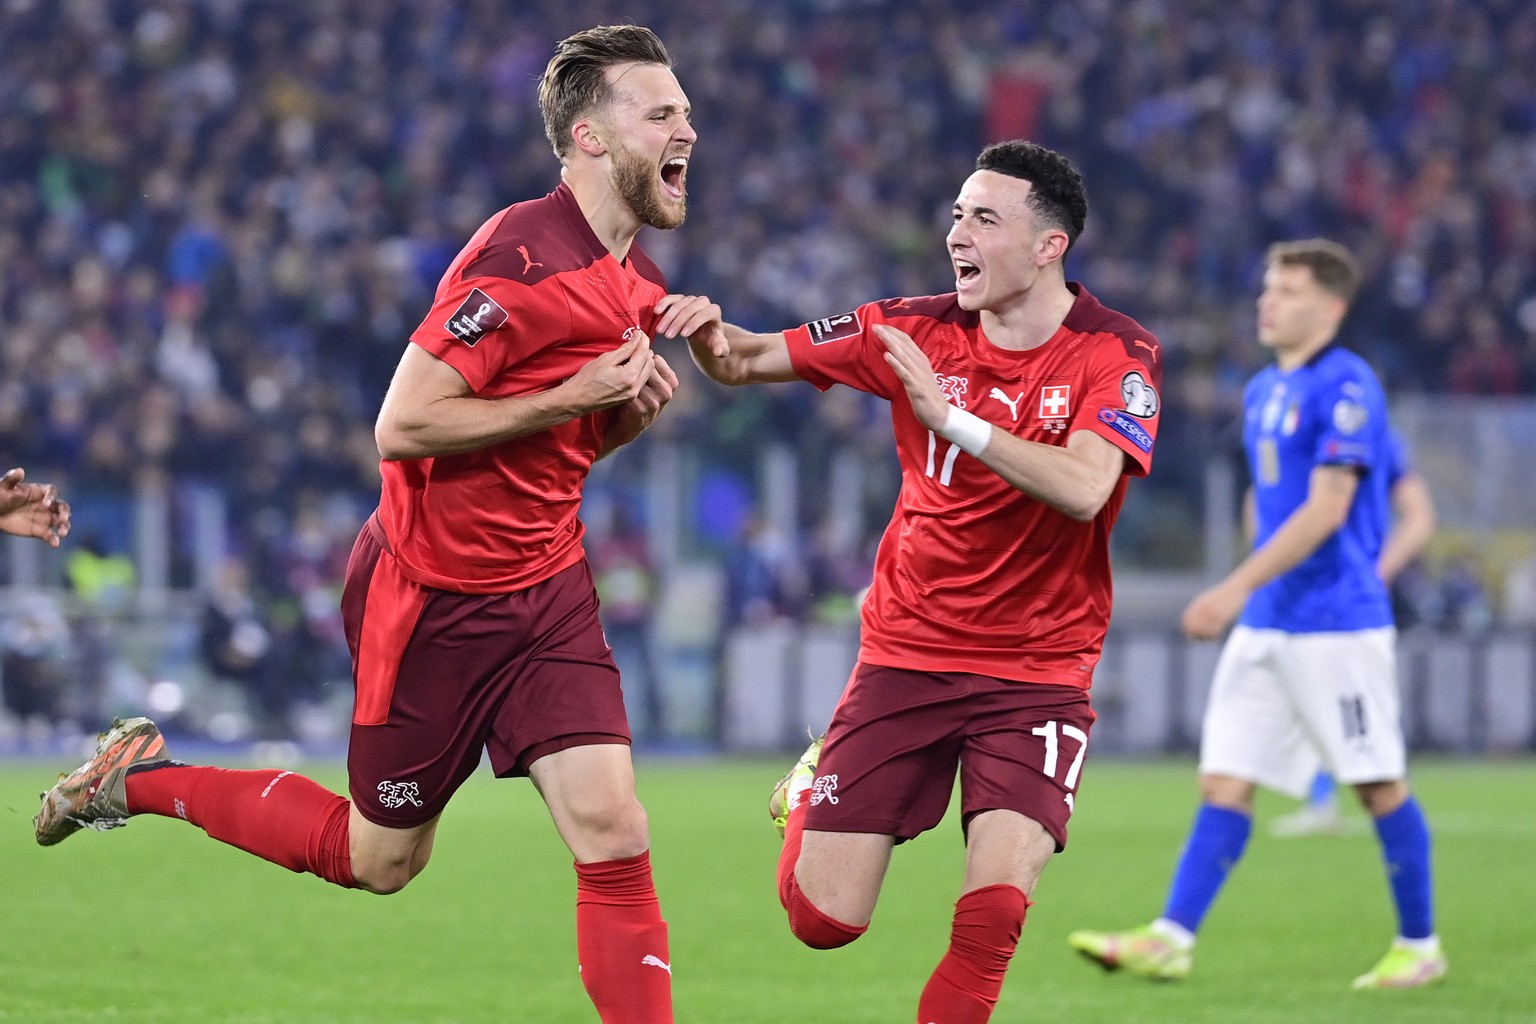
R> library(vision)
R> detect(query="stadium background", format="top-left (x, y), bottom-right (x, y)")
top-left (3, 3), bottom-right (1535, 1023)
top-left (1, 1), bottom-right (1533, 757)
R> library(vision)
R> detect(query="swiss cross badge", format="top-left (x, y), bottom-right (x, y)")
top-left (1038, 385), bottom-right (1071, 418)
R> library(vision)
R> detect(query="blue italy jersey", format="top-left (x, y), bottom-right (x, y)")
top-left (1239, 345), bottom-right (1394, 633)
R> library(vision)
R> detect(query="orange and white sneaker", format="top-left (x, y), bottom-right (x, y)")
top-left (35, 717), bottom-right (171, 846)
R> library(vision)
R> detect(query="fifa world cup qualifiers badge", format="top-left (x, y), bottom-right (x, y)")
top-left (807, 310), bottom-right (861, 345)
top-left (446, 288), bottom-right (510, 346)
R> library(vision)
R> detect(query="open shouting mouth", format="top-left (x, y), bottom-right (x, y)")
top-left (660, 155), bottom-right (688, 199)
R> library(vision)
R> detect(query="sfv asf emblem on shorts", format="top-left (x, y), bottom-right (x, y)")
top-left (810, 774), bottom-right (839, 806)
top-left (445, 287), bottom-right (509, 346)
top-left (378, 780), bottom-right (423, 809)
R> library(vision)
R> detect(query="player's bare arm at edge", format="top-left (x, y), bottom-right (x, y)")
top-left (655, 293), bottom-right (799, 384)
top-left (876, 322), bottom-right (1124, 522)
top-left (376, 335), bottom-right (656, 460)
top-left (1378, 471), bottom-right (1434, 584)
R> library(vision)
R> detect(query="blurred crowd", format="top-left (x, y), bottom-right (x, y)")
top-left (1, 0), bottom-right (1535, 736)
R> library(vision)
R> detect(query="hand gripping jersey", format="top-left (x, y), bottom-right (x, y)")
top-left (380, 183), bottom-right (668, 593)
top-left (1239, 345), bottom-right (1395, 633)
top-left (785, 285), bottom-right (1162, 688)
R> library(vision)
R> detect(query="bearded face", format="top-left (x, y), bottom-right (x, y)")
top-left (610, 136), bottom-right (687, 230)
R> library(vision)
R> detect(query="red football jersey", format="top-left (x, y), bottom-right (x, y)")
top-left (379, 183), bottom-right (667, 593)
top-left (786, 285), bottom-right (1162, 688)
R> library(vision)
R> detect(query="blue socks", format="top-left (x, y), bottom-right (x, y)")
top-left (1161, 804), bottom-right (1252, 934)
top-left (1157, 796), bottom-right (1434, 941)
top-left (1307, 771), bottom-right (1336, 807)
top-left (1373, 797), bottom-right (1435, 939)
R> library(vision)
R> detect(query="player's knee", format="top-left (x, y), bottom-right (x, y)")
top-left (568, 797), bottom-right (650, 859)
top-left (1197, 772), bottom-right (1255, 812)
top-left (786, 901), bottom-right (866, 950)
top-left (351, 848), bottom-right (426, 895)
top-left (790, 927), bottom-right (861, 950)
top-left (1355, 778), bottom-right (1408, 817)
top-left (359, 871), bottom-right (412, 896)
top-left (783, 872), bottom-right (868, 949)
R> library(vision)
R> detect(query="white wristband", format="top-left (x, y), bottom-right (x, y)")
top-left (939, 405), bottom-right (993, 457)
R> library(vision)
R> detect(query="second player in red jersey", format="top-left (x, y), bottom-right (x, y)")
top-left (785, 287), bottom-right (1158, 686)
top-left (669, 139), bottom-right (1161, 1023)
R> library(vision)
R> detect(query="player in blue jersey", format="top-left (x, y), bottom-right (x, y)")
top-left (1067, 240), bottom-right (1446, 989)
top-left (1272, 427), bottom-right (1436, 836)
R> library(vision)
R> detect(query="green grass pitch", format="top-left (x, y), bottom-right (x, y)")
top-left (2, 755), bottom-right (1532, 1022)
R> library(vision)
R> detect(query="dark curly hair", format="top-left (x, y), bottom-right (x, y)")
top-left (975, 141), bottom-right (1088, 250)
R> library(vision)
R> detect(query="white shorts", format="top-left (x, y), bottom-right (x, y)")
top-left (1198, 625), bottom-right (1406, 798)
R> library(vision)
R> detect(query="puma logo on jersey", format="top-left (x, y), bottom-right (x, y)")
top-left (517, 245), bottom-right (544, 274)
top-left (641, 955), bottom-right (672, 975)
top-left (988, 387), bottom-right (1024, 421)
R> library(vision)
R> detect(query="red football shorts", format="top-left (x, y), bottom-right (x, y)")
top-left (340, 515), bottom-right (629, 828)
top-left (804, 663), bottom-right (1096, 850)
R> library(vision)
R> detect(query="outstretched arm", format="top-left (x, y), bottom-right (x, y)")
top-left (1181, 464), bottom-right (1358, 639)
top-left (654, 294), bottom-right (799, 385)
top-left (878, 323), bottom-right (1126, 521)
top-left (0, 468), bottom-right (71, 548)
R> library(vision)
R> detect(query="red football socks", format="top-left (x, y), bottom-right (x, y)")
top-left (777, 799), bottom-right (867, 949)
top-left (916, 884), bottom-right (1030, 1023)
top-left (574, 851), bottom-right (673, 1024)
top-left (125, 764), bottom-right (355, 888)
top-left (775, 792), bottom-right (809, 908)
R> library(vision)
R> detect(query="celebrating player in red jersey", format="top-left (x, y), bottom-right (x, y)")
top-left (36, 26), bottom-right (691, 1022)
top-left (668, 140), bottom-right (1162, 1022)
